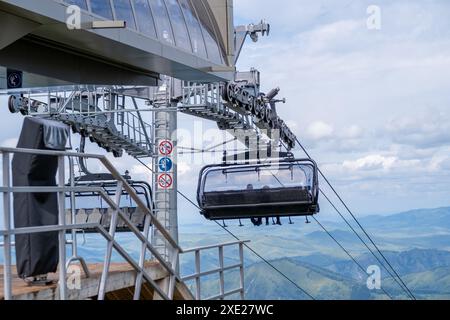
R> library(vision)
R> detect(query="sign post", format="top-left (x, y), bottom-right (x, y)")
top-left (152, 79), bottom-right (178, 272)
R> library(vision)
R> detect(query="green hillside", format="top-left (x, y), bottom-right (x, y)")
top-left (181, 207), bottom-right (450, 300)
top-left (195, 257), bottom-right (389, 300)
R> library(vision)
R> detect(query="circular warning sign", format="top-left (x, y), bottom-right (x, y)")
top-left (159, 140), bottom-right (173, 156)
top-left (159, 157), bottom-right (173, 172)
top-left (158, 173), bottom-right (173, 189)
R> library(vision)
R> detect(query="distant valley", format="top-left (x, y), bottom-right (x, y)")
top-left (2, 206), bottom-right (450, 300)
top-left (179, 207), bottom-right (450, 300)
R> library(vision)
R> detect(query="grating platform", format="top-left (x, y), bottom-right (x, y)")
top-left (0, 261), bottom-right (193, 300)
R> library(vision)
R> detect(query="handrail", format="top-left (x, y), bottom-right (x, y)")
top-left (96, 190), bottom-right (180, 278)
top-left (180, 241), bottom-right (247, 300)
top-left (100, 156), bottom-right (181, 251)
top-left (0, 223), bottom-right (100, 236)
top-left (0, 147), bottom-right (180, 251)
top-left (182, 263), bottom-right (242, 281)
top-left (0, 147), bottom-right (103, 159)
top-left (0, 187), bottom-right (104, 193)
top-left (0, 221), bottom-right (171, 300)
top-left (0, 147), bottom-right (247, 301)
top-left (182, 240), bottom-right (250, 254)
top-left (0, 147), bottom-right (180, 300)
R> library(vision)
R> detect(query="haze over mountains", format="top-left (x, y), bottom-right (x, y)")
top-left (1, 206), bottom-right (449, 299)
top-left (179, 206), bottom-right (450, 300)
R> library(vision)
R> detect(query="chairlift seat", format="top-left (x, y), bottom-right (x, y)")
top-left (64, 179), bottom-right (153, 232)
top-left (197, 159), bottom-right (319, 221)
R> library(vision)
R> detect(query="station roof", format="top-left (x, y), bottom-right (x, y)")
top-left (0, 0), bottom-right (235, 86)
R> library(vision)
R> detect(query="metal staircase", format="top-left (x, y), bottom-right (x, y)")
top-left (1, 79), bottom-right (278, 300)
top-left (7, 79), bottom-right (285, 157)
top-left (0, 147), bottom-right (248, 300)
top-left (0, 147), bottom-right (179, 300)
top-left (8, 86), bottom-right (154, 158)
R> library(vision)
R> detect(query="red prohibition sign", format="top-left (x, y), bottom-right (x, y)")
top-left (158, 173), bottom-right (173, 189)
top-left (159, 140), bottom-right (173, 156)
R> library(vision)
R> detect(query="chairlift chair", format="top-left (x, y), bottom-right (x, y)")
top-left (65, 175), bottom-right (154, 232)
top-left (197, 158), bottom-right (319, 221)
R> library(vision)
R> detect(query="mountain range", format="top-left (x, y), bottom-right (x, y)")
top-left (1, 206), bottom-right (450, 299)
top-left (180, 206), bottom-right (450, 300)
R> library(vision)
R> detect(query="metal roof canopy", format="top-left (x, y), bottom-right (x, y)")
top-left (0, 0), bottom-right (234, 86)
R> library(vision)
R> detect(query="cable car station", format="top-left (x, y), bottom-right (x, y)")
top-left (0, 0), bottom-right (320, 300)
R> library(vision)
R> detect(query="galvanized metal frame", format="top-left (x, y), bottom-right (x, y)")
top-left (57, 155), bottom-right (68, 299)
top-left (97, 181), bottom-right (123, 300)
top-left (0, 77), bottom-right (269, 300)
top-left (8, 86), bottom-right (155, 158)
top-left (0, 147), bottom-right (180, 300)
top-left (65, 156), bottom-right (90, 278)
top-left (0, 146), bottom-right (247, 301)
top-left (2, 152), bottom-right (12, 300)
top-left (181, 240), bottom-right (249, 300)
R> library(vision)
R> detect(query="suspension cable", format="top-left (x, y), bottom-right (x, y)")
top-left (313, 216), bottom-right (394, 299)
top-left (319, 190), bottom-right (413, 298)
top-left (272, 158), bottom-right (396, 299)
top-left (135, 158), bottom-right (316, 300)
top-left (294, 137), bottom-right (416, 300)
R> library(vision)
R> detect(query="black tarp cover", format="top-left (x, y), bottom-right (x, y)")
top-left (12, 117), bottom-right (69, 278)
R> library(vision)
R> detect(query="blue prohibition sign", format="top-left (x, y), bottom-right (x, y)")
top-left (159, 157), bottom-right (173, 172)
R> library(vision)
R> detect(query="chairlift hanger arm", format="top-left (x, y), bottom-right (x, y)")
top-left (235, 20), bottom-right (270, 64)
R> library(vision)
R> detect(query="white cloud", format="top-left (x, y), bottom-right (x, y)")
top-left (306, 121), bottom-right (334, 141)
top-left (235, 0), bottom-right (450, 166)
top-left (341, 125), bottom-right (363, 139)
top-left (129, 163), bottom-right (153, 181)
top-left (0, 1), bottom-right (448, 219)
top-left (431, 156), bottom-right (450, 172)
top-left (177, 161), bottom-right (192, 177)
top-left (386, 113), bottom-right (450, 149)
top-left (343, 154), bottom-right (396, 171)
top-left (325, 152), bottom-right (433, 183)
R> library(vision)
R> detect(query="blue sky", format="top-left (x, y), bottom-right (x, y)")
top-left (1, 0), bottom-right (450, 226)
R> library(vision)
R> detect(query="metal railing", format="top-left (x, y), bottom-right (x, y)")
top-left (0, 147), bottom-right (180, 300)
top-left (181, 240), bottom-right (248, 300)
top-left (0, 147), bottom-right (249, 300)
top-left (182, 82), bottom-right (221, 109)
top-left (116, 94), bottom-right (154, 155)
top-left (7, 86), bottom-right (155, 158)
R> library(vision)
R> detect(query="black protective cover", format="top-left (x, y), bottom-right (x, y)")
top-left (12, 117), bottom-right (69, 278)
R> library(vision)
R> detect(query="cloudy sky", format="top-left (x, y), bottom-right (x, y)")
top-left (179, 0), bottom-right (450, 223)
top-left (229, 0), bottom-right (450, 219)
top-left (1, 0), bottom-right (450, 225)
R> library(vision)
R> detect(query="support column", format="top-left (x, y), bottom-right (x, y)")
top-left (152, 78), bottom-right (178, 264)
top-left (168, 99), bottom-right (179, 247)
